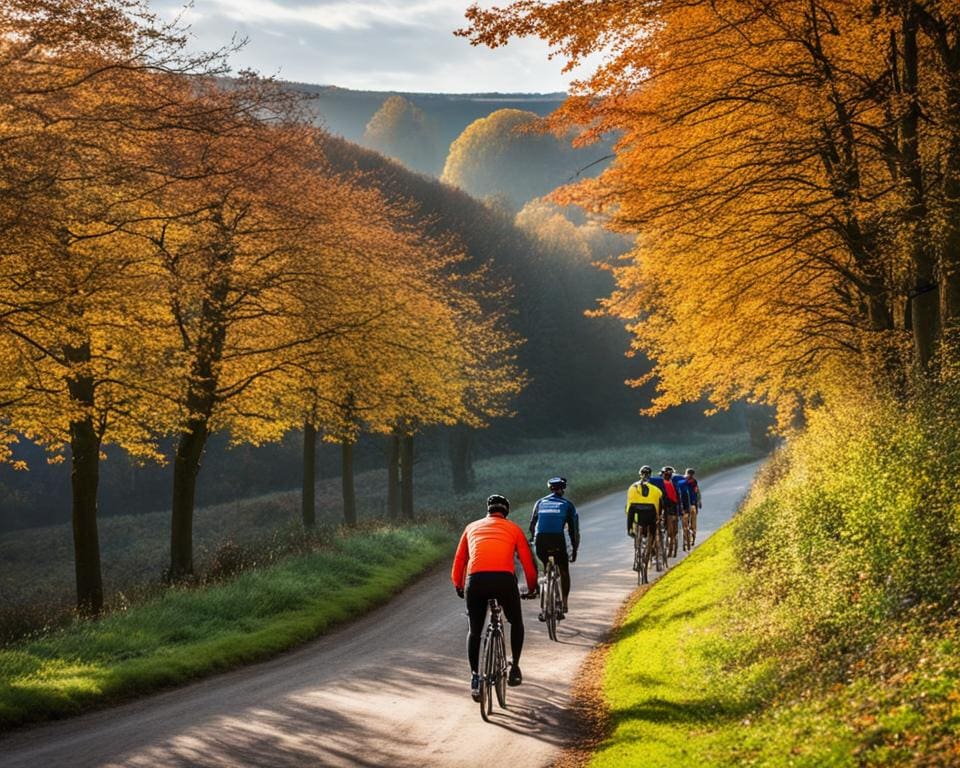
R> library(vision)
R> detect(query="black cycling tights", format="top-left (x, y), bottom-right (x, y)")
top-left (465, 571), bottom-right (524, 673)
top-left (536, 534), bottom-right (570, 604)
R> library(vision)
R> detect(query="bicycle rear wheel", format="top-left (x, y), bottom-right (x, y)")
top-left (479, 629), bottom-right (495, 721)
top-left (494, 631), bottom-right (507, 708)
top-left (637, 530), bottom-right (649, 584)
top-left (545, 566), bottom-right (558, 641)
top-left (657, 524), bottom-right (668, 570)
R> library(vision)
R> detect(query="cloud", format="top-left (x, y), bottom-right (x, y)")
top-left (153, 0), bottom-right (593, 92)
top-left (200, 0), bottom-right (452, 31)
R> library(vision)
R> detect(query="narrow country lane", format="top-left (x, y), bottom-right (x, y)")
top-left (0, 462), bottom-right (761, 768)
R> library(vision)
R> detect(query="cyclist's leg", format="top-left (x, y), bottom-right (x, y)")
top-left (667, 513), bottom-right (678, 554)
top-left (536, 533), bottom-right (569, 606)
top-left (642, 522), bottom-right (655, 567)
top-left (557, 556), bottom-right (570, 608)
top-left (464, 574), bottom-right (493, 673)
top-left (681, 510), bottom-right (690, 549)
top-left (494, 573), bottom-right (524, 665)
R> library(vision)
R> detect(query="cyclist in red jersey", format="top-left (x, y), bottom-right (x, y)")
top-left (452, 494), bottom-right (539, 701)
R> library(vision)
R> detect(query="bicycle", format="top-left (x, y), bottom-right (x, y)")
top-left (539, 554), bottom-right (565, 641)
top-left (633, 521), bottom-right (658, 585)
top-left (478, 598), bottom-right (509, 721)
top-left (655, 514), bottom-right (669, 571)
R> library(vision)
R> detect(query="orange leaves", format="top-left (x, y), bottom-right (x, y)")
top-left (464, 0), bottom-right (960, 418)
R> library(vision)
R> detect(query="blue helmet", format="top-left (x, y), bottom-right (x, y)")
top-left (547, 476), bottom-right (567, 491)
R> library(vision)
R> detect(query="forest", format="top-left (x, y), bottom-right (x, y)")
top-left (0, 0), bottom-right (750, 622)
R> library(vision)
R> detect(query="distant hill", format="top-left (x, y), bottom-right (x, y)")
top-left (285, 82), bottom-right (566, 156)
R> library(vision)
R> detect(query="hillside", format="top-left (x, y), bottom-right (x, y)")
top-left (284, 82), bottom-right (566, 149)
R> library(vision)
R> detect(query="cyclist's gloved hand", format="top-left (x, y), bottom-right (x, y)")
top-left (456, 587), bottom-right (464, 599)
top-left (570, 549), bottom-right (578, 563)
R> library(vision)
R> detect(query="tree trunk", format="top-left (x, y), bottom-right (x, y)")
top-left (895, 15), bottom-right (940, 368)
top-left (342, 440), bottom-right (357, 526)
top-left (302, 422), bottom-right (317, 528)
top-left (170, 417), bottom-right (208, 579)
top-left (65, 341), bottom-right (103, 615)
top-left (939, 75), bottom-right (960, 332)
top-left (449, 425), bottom-right (475, 495)
top-left (387, 434), bottom-right (400, 518)
top-left (168, 244), bottom-right (230, 580)
top-left (400, 433), bottom-right (415, 520)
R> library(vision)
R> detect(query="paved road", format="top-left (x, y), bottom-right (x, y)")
top-left (0, 462), bottom-right (760, 768)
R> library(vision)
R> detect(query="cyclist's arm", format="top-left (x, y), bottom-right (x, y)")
top-left (451, 529), bottom-right (470, 590)
top-left (515, 525), bottom-right (538, 592)
top-left (567, 501), bottom-right (580, 551)
top-left (528, 500), bottom-right (540, 540)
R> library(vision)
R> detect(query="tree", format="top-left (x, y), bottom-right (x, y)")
top-left (135, 80), bottom-right (385, 578)
top-left (0, 0), bottom-right (226, 612)
top-left (363, 95), bottom-right (442, 175)
top-left (441, 109), bottom-right (589, 210)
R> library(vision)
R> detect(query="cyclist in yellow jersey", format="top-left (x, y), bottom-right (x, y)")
top-left (625, 465), bottom-right (663, 572)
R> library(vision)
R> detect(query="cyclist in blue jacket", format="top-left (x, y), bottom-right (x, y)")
top-left (676, 470), bottom-right (695, 551)
top-left (529, 476), bottom-right (580, 616)
top-left (649, 466), bottom-right (689, 558)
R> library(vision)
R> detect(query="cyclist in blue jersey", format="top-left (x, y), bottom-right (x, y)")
top-left (649, 466), bottom-right (690, 558)
top-left (529, 476), bottom-right (580, 617)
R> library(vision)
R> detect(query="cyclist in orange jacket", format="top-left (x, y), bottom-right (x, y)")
top-left (452, 494), bottom-right (539, 701)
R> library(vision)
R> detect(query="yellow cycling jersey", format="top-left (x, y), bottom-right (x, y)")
top-left (625, 480), bottom-right (663, 515)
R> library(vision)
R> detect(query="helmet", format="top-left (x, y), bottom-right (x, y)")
top-left (486, 494), bottom-right (510, 516)
top-left (547, 476), bottom-right (567, 491)
top-left (639, 465), bottom-right (652, 477)
top-left (685, 467), bottom-right (696, 477)
top-left (661, 466), bottom-right (675, 476)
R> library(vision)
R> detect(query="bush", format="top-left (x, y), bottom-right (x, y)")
top-left (733, 380), bottom-right (960, 677)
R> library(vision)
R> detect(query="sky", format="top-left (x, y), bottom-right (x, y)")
top-left (152, 0), bottom-right (587, 94)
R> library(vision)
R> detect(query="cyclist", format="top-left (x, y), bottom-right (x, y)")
top-left (529, 476), bottom-right (580, 617)
top-left (452, 493), bottom-right (538, 701)
top-left (650, 466), bottom-right (688, 558)
top-left (626, 466), bottom-right (663, 572)
top-left (683, 468), bottom-right (702, 545)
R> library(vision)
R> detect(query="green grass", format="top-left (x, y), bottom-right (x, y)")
top-left (591, 524), bottom-right (960, 767)
top-left (0, 523), bottom-right (451, 731)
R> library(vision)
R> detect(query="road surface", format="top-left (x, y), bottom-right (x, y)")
top-left (0, 461), bottom-right (760, 768)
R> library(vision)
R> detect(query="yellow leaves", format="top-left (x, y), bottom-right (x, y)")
top-left (0, 4), bottom-right (529, 471)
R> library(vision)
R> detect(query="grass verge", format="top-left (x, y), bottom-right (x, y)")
top-left (0, 522), bottom-right (452, 732)
top-left (590, 524), bottom-right (960, 767)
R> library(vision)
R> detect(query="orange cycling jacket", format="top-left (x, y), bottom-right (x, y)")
top-left (451, 513), bottom-right (538, 593)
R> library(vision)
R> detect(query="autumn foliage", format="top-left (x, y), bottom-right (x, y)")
top-left (0, 1), bottom-right (524, 609)
top-left (462, 0), bottom-right (960, 421)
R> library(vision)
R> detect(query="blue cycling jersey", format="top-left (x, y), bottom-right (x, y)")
top-left (529, 493), bottom-right (580, 547)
